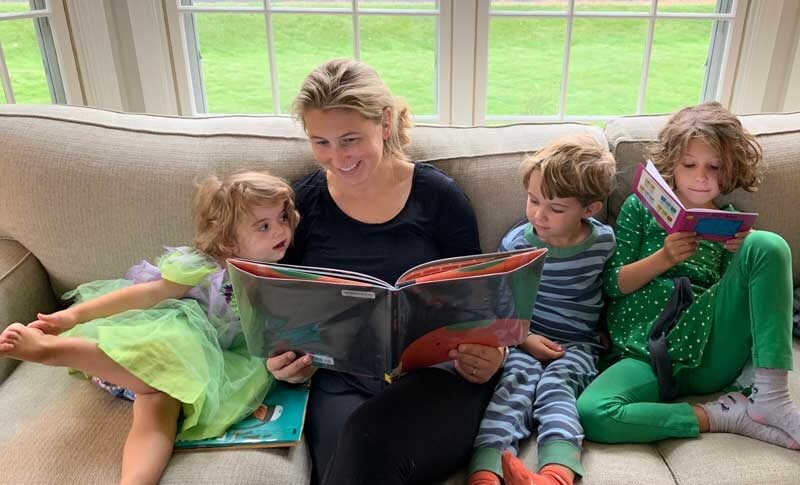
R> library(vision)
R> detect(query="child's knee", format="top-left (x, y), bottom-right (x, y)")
top-left (743, 230), bottom-right (790, 259)
top-left (576, 391), bottom-right (623, 442)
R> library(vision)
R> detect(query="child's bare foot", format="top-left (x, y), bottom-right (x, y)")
top-left (0, 323), bottom-right (58, 364)
top-left (28, 310), bottom-right (78, 335)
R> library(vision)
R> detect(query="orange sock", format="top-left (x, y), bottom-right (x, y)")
top-left (468, 470), bottom-right (502, 485)
top-left (501, 451), bottom-right (575, 485)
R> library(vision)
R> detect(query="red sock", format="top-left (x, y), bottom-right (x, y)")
top-left (468, 470), bottom-right (501, 485)
top-left (501, 451), bottom-right (574, 485)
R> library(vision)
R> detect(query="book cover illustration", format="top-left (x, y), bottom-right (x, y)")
top-left (174, 381), bottom-right (309, 450)
top-left (633, 160), bottom-right (757, 241)
top-left (228, 247), bottom-right (547, 379)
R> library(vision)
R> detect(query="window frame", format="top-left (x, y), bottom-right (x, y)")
top-left (163, 0), bottom-right (747, 123)
top-left (167, 0), bottom-right (450, 122)
top-left (474, 0), bottom-right (747, 124)
top-left (0, 0), bottom-right (82, 105)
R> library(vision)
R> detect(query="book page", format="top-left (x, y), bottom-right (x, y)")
top-left (635, 160), bottom-right (685, 229)
top-left (395, 247), bottom-right (544, 285)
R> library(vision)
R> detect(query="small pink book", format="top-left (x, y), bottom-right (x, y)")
top-left (632, 161), bottom-right (757, 242)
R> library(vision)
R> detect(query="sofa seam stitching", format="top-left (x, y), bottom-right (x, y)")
top-left (0, 250), bottom-right (34, 285)
top-left (654, 444), bottom-right (680, 485)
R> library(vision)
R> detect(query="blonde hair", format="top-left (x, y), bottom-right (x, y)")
top-left (193, 170), bottom-right (300, 261)
top-left (292, 58), bottom-right (413, 162)
top-left (650, 101), bottom-right (762, 194)
top-left (519, 134), bottom-right (617, 206)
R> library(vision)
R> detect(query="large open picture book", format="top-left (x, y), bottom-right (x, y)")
top-left (228, 247), bottom-right (547, 380)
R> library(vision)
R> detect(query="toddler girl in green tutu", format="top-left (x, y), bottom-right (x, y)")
top-left (0, 170), bottom-right (299, 485)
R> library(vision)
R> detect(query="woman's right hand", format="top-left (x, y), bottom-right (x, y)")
top-left (28, 310), bottom-right (78, 335)
top-left (266, 351), bottom-right (317, 384)
top-left (661, 231), bottom-right (698, 265)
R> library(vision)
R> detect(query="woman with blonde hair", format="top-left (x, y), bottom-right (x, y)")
top-left (267, 58), bottom-right (505, 484)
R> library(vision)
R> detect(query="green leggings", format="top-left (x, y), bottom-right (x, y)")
top-left (577, 230), bottom-right (794, 443)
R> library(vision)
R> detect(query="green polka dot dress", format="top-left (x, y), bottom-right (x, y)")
top-left (603, 195), bottom-right (735, 373)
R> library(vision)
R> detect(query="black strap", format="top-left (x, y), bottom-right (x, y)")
top-left (647, 276), bottom-right (694, 401)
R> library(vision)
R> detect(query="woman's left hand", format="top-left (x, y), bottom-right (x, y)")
top-left (724, 229), bottom-right (752, 253)
top-left (449, 344), bottom-right (504, 384)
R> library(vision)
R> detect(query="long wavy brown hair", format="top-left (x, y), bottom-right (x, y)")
top-left (650, 101), bottom-right (762, 194)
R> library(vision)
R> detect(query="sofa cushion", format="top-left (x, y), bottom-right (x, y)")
top-left (605, 111), bottom-right (800, 285)
top-left (0, 362), bottom-right (311, 484)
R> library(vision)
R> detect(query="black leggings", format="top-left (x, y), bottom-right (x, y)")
top-left (306, 367), bottom-right (499, 485)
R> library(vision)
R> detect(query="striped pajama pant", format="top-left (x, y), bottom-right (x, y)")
top-left (474, 343), bottom-right (599, 468)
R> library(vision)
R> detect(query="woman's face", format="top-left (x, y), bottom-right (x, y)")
top-left (303, 108), bottom-right (390, 188)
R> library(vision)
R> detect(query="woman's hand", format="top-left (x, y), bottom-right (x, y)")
top-left (724, 230), bottom-right (751, 253)
top-left (661, 231), bottom-right (698, 265)
top-left (28, 310), bottom-right (78, 335)
top-left (449, 344), bottom-right (504, 384)
top-left (521, 334), bottom-right (564, 364)
top-left (266, 351), bottom-right (317, 384)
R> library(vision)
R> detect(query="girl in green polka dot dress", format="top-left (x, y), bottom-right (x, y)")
top-left (0, 171), bottom-right (299, 484)
top-left (577, 102), bottom-right (800, 450)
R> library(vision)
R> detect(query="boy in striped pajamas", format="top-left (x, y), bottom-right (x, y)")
top-left (468, 135), bottom-right (617, 485)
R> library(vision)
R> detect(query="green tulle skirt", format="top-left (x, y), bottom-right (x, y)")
top-left (63, 279), bottom-right (273, 441)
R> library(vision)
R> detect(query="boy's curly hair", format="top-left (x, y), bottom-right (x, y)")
top-left (650, 101), bottom-right (762, 194)
top-left (193, 170), bottom-right (300, 261)
top-left (519, 134), bottom-right (617, 206)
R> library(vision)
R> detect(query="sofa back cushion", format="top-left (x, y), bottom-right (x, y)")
top-left (0, 105), bottom-right (604, 296)
top-left (606, 112), bottom-right (800, 286)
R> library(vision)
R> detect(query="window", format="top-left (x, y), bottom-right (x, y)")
top-left (479, 0), bottom-right (739, 122)
top-left (171, 0), bottom-right (442, 119)
top-left (167, 0), bottom-right (743, 123)
top-left (0, 0), bottom-right (80, 105)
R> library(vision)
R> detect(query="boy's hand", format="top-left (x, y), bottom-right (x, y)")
top-left (267, 351), bottom-right (317, 384)
top-left (522, 334), bottom-right (565, 363)
top-left (449, 344), bottom-right (504, 384)
top-left (662, 231), bottom-right (698, 265)
top-left (724, 229), bottom-right (752, 253)
top-left (28, 309), bottom-right (78, 335)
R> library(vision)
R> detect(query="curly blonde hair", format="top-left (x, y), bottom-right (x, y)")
top-left (650, 101), bottom-right (762, 194)
top-left (519, 134), bottom-right (617, 206)
top-left (292, 58), bottom-right (413, 163)
top-left (193, 171), bottom-right (300, 261)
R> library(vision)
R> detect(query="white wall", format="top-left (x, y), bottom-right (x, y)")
top-left (728, 0), bottom-right (800, 114)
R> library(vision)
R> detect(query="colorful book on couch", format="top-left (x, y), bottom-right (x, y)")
top-left (633, 160), bottom-right (757, 241)
top-left (174, 381), bottom-right (309, 451)
top-left (228, 247), bottom-right (547, 380)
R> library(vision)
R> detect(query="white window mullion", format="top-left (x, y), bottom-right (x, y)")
top-left (65, 0), bottom-right (123, 110)
top-left (352, 0), bottom-right (360, 60)
top-left (164, 0), bottom-right (198, 115)
top-left (470, 0), bottom-right (488, 125)
top-left (46, 0), bottom-right (82, 105)
top-left (262, 0), bottom-right (280, 114)
top-left (0, 41), bottom-right (15, 103)
top-left (558, 0), bottom-right (575, 120)
top-left (436, 0), bottom-right (452, 125)
top-left (126, 0), bottom-right (179, 115)
top-left (636, 0), bottom-right (658, 114)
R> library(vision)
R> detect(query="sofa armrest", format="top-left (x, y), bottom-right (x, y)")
top-left (0, 239), bottom-right (58, 384)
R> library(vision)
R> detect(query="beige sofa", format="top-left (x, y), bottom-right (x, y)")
top-left (0, 104), bottom-right (798, 484)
